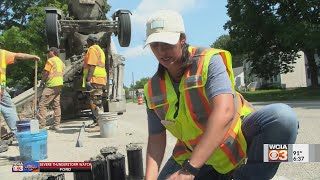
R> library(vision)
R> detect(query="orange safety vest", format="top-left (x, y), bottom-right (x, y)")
top-left (83, 44), bottom-right (107, 87)
top-left (144, 46), bottom-right (255, 173)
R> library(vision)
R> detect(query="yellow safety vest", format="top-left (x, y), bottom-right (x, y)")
top-left (0, 49), bottom-right (7, 87)
top-left (144, 46), bottom-right (255, 174)
top-left (46, 56), bottom-right (65, 87)
top-left (82, 45), bottom-right (107, 87)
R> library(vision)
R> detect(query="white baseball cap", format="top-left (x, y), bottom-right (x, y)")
top-left (145, 10), bottom-right (185, 47)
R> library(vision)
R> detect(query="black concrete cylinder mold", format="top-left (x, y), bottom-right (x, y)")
top-left (73, 172), bottom-right (93, 180)
top-left (107, 153), bottom-right (126, 180)
top-left (127, 144), bottom-right (144, 179)
top-left (91, 155), bottom-right (109, 180)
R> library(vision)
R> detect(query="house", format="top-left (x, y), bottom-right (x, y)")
top-left (240, 51), bottom-right (320, 89)
top-left (233, 66), bottom-right (245, 90)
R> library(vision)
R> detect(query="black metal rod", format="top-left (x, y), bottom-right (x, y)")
top-left (127, 144), bottom-right (144, 180)
top-left (107, 153), bottom-right (126, 180)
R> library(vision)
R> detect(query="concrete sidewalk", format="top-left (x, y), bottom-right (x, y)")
top-left (0, 101), bottom-right (319, 180)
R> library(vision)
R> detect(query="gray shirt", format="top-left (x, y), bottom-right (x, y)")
top-left (147, 54), bottom-right (233, 135)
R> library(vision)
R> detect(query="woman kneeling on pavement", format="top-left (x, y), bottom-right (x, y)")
top-left (143, 10), bottom-right (299, 180)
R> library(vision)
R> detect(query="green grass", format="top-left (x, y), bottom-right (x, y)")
top-left (240, 87), bottom-right (320, 102)
top-left (126, 88), bottom-right (319, 103)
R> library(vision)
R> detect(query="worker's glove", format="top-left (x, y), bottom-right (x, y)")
top-left (85, 81), bottom-right (93, 91)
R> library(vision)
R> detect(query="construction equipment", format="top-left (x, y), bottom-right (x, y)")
top-left (34, 60), bottom-right (38, 118)
top-left (12, 0), bottom-right (130, 122)
top-left (76, 122), bottom-right (85, 147)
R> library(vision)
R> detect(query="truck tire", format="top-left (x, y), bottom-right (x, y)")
top-left (118, 13), bottom-right (131, 47)
top-left (45, 12), bottom-right (60, 48)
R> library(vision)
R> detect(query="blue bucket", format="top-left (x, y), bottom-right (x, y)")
top-left (17, 130), bottom-right (48, 161)
top-left (16, 120), bottom-right (31, 133)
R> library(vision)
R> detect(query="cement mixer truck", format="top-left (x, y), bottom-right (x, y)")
top-left (13, 0), bottom-right (131, 121)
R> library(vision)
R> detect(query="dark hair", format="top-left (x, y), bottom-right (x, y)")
top-left (53, 51), bottom-right (59, 56)
top-left (156, 33), bottom-right (193, 78)
top-left (48, 47), bottom-right (60, 56)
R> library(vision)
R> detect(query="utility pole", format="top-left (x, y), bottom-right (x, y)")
top-left (132, 72), bottom-right (135, 100)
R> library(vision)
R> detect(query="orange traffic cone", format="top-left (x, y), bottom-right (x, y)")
top-left (138, 95), bottom-right (143, 105)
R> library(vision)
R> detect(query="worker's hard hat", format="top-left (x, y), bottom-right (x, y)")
top-left (145, 10), bottom-right (185, 47)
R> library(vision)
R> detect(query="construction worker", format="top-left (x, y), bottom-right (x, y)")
top-left (0, 48), bottom-right (40, 135)
top-left (143, 10), bottom-right (299, 180)
top-left (38, 47), bottom-right (65, 131)
top-left (83, 35), bottom-right (107, 132)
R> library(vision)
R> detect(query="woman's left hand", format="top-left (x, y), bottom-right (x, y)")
top-left (166, 170), bottom-right (195, 180)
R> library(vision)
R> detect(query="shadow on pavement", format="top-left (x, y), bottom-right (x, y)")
top-left (87, 135), bottom-right (101, 138)
top-left (0, 156), bottom-right (20, 166)
top-left (54, 129), bottom-right (79, 134)
top-left (59, 125), bottom-right (82, 129)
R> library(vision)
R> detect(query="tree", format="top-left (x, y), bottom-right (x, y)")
top-left (0, 0), bottom-right (67, 31)
top-left (0, 0), bottom-right (67, 90)
top-left (225, 0), bottom-right (320, 87)
top-left (0, 0), bottom-right (38, 30)
top-left (211, 34), bottom-right (245, 68)
top-left (211, 35), bottom-right (231, 50)
top-left (2, 26), bottom-right (39, 90)
top-left (134, 77), bottom-right (150, 89)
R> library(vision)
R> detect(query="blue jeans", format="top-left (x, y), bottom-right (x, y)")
top-left (158, 103), bottom-right (299, 180)
top-left (1, 89), bottom-right (19, 134)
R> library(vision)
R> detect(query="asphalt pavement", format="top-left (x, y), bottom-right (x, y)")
top-left (0, 100), bottom-right (319, 180)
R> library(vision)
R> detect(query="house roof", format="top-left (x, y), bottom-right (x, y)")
top-left (233, 66), bottom-right (243, 77)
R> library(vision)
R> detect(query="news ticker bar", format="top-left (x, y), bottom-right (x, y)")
top-left (264, 144), bottom-right (320, 162)
top-left (12, 162), bottom-right (92, 172)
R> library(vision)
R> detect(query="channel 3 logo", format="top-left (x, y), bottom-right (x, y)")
top-left (12, 162), bottom-right (24, 172)
top-left (268, 144), bottom-right (288, 162)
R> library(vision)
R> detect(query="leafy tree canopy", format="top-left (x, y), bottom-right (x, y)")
top-left (134, 77), bottom-right (150, 90)
top-left (225, 0), bottom-right (319, 86)
top-left (211, 34), bottom-right (245, 68)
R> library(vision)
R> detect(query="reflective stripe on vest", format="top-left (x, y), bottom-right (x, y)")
top-left (173, 140), bottom-right (190, 158)
top-left (83, 45), bottom-right (107, 87)
top-left (146, 75), bottom-right (168, 118)
top-left (90, 45), bottom-right (106, 68)
top-left (183, 47), bottom-right (246, 166)
top-left (0, 50), bottom-right (7, 86)
top-left (144, 46), bottom-right (255, 174)
top-left (46, 56), bottom-right (64, 87)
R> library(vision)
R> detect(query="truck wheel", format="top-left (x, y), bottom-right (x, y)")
top-left (45, 13), bottom-right (60, 48)
top-left (118, 13), bottom-right (131, 47)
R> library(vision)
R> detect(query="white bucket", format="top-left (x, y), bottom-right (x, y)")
top-left (99, 112), bottom-right (118, 138)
